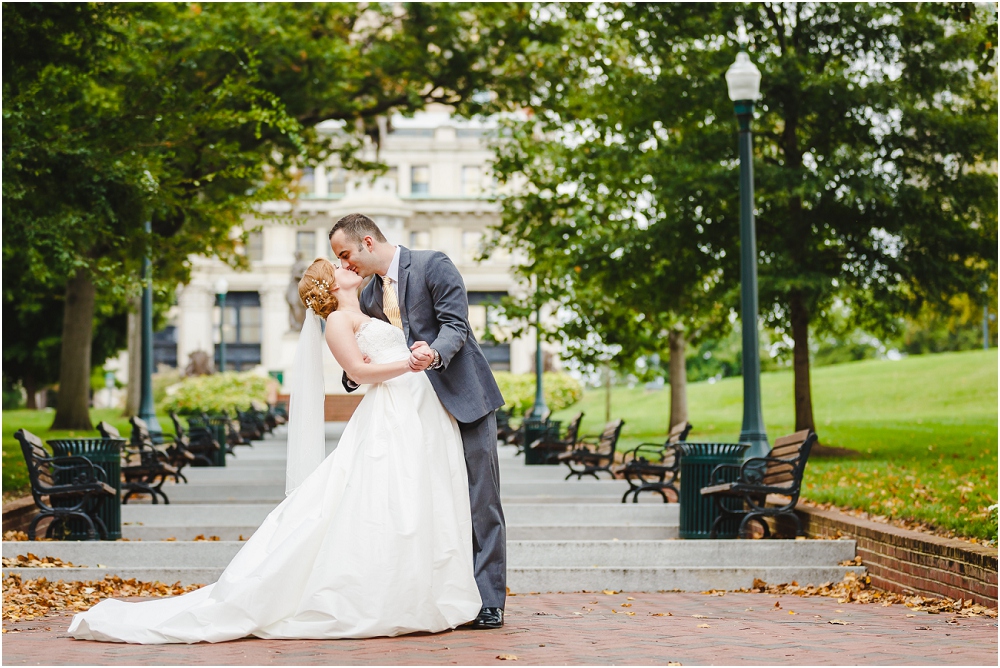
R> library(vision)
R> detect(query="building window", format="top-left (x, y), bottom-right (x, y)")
top-left (296, 230), bottom-right (315, 259)
top-left (153, 325), bottom-right (178, 369)
top-left (246, 231), bottom-right (264, 262)
top-left (327, 168), bottom-right (346, 195)
top-left (461, 166), bottom-right (482, 197)
top-left (215, 292), bottom-right (262, 371)
top-left (299, 167), bottom-right (315, 196)
top-left (411, 165), bottom-right (430, 195)
top-left (410, 231), bottom-right (431, 250)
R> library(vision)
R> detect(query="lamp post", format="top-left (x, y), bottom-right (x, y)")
top-left (138, 220), bottom-right (161, 431)
top-left (726, 51), bottom-right (769, 460)
top-left (530, 304), bottom-right (549, 419)
top-left (214, 277), bottom-right (229, 372)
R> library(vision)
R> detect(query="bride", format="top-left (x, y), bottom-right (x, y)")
top-left (69, 258), bottom-right (482, 643)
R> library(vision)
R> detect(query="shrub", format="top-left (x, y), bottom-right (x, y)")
top-left (159, 372), bottom-right (269, 415)
top-left (493, 372), bottom-right (583, 417)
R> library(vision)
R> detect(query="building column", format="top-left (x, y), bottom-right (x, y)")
top-left (260, 285), bottom-right (289, 374)
top-left (176, 283), bottom-right (215, 371)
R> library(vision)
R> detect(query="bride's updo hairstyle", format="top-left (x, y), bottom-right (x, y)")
top-left (298, 258), bottom-right (339, 318)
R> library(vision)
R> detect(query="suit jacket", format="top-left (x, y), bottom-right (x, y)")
top-left (343, 246), bottom-right (505, 424)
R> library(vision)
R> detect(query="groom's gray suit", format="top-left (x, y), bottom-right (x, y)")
top-left (342, 246), bottom-right (507, 609)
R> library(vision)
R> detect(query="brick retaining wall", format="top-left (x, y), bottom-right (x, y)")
top-left (276, 394), bottom-right (364, 422)
top-left (797, 505), bottom-right (997, 607)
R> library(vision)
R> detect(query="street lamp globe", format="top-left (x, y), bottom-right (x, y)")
top-left (214, 277), bottom-right (229, 296)
top-left (726, 51), bottom-right (762, 102)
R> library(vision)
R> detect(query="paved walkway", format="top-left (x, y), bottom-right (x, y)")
top-left (3, 591), bottom-right (996, 665)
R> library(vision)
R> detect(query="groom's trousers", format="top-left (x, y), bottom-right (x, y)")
top-left (458, 411), bottom-right (507, 609)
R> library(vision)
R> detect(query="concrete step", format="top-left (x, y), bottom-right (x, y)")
top-left (151, 480), bottom-right (636, 504)
top-left (180, 464), bottom-right (572, 483)
top-left (2, 539), bottom-right (856, 569)
top-left (1, 565), bottom-right (863, 592)
top-left (114, 503), bottom-right (679, 540)
top-left (118, 503), bottom-right (678, 526)
top-left (116, 524), bottom-right (678, 541)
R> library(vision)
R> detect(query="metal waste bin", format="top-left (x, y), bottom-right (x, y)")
top-left (48, 438), bottom-right (125, 540)
top-left (678, 442), bottom-right (750, 539)
top-left (207, 417), bottom-right (230, 466)
top-left (524, 419), bottom-right (561, 465)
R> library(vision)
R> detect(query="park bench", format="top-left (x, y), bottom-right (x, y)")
top-left (235, 406), bottom-right (264, 442)
top-left (700, 429), bottom-right (817, 538)
top-left (15, 429), bottom-right (116, 540)
top-left (525, 412), bottom-right (584, 464)
top-left (98, 420), bottom-right (176, 504)
top-left (496, 408), bottom-right (516, 445)
top-left (169, 411), bottom-right (219, 467)
top-left (557, 419), bottom-right (625, 480)
top-left (618, 421), bottom-right (693, 503)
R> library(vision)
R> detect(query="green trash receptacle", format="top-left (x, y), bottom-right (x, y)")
top-left (524, 418), bottom-right (562, 466)
top-left (207, 418), bottom-right (230, 466)
top-left (48, 438), bottom-right (125, 540)
top-left (523, 418), bottom-right (559, 465)
top-left (678, 442), bottom-right (750, 539)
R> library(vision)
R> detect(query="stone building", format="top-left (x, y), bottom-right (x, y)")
top-left (152, 106), bottom-right (544, 412)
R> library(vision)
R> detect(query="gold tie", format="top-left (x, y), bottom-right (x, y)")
top-left (383, 277), bottom-right (403, 330)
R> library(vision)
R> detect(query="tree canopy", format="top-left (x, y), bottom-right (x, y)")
top-left (487, 2), bottom-right (997, 434)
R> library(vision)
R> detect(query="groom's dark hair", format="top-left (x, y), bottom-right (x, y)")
top-left (329, 213), bottom-right (387, 246)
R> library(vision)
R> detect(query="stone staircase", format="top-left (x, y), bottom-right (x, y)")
top-left (3, 425), bottom-right (864, 591)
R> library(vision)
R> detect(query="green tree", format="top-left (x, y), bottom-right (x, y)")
top-left (487, 2), bottom-right (997, 435)
top-left (3, 2), bottom-right (564, 429)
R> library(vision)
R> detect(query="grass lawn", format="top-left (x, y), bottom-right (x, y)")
top-left (552, 349), bottom-right (998, 541)
top-left (2, 409), bottom-right (175, 501)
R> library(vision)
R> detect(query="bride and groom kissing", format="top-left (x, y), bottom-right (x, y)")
top-left (70, 213), bottom-right (508, 643)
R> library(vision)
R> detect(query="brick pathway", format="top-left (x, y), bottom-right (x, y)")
top-left (3, 592), bottom-right (996, 665)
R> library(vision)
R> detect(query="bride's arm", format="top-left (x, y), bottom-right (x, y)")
top-left (325, 314), bottom-right (411, 385)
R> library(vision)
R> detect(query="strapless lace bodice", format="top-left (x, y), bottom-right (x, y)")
top-left (356, 318), bottom-right (410, 364)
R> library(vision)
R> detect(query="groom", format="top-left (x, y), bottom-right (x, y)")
top-left (330, 213), bottom-right (507, 629)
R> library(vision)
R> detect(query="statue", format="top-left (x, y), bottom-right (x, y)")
top-left (185, 350), bottom-right (213, 376)
top-left (286, 251), bottom-right (310, 331)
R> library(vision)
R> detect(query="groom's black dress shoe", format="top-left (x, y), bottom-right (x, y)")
top-left (466, 607), bottom-right (504, 629)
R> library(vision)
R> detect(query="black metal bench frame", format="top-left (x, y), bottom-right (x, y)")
top-left (700, 429), bottom-right (817, 538)
top-left (619, 421), bottom-right (692, 503)
top-left (15, 429), bottom-right (116, 540)
top-left (169, 411), bottom-right (219, 468)
top-left (558, 419), bottom-right (625, 480)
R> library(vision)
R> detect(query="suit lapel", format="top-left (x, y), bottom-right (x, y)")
top-left (398, 246), bottom-right (411, 341)
top-left (363, 275), bottom-right (385, 319)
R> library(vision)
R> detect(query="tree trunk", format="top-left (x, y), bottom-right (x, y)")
top-left (789, 291), bottom-right (815, 432)
top-left (24, 375), bottom-right (37, 410)
top-left (51, 271), bottom-right (96, 431)
top-left (667, 327), bottom-right (688, 429)
top-left (123, 294), bottom-right (142, 417)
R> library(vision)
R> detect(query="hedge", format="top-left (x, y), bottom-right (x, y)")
top-left (159, 372), bottom-right (270, 415)
top-left (493, 372), bottom-right (583, 418)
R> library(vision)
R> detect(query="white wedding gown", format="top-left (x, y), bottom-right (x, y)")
top-left (69, 319), bottom-right (482, 643)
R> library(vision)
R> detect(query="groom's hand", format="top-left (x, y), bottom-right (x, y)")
top-left (408, 341), bottom-right (434, 371)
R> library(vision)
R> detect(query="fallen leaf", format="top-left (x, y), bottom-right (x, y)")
top-left (692, 614), bottom-right (707, 618)
top-left (621, 603), bottom-right (632, 608)
top-left (602, 589), bottom-right (617, 595)
top-left (788, 611), bottom-right (796, 615)
top-left (667, 663), bottom-right (682, 666)
top-left (626, 611), bottom-right (635, 616)
top-left (697, 623), bottom-right (710, 628)
top-left (906, 614), bottom-right (915, 618)
top-left (650, 612), bottom-right (672, 617)
top-left (774, 601), bottom-right (781, 608)
top-left (496, 654), bottom-right (518, 661)
top-left (626, 597), bottom-right (635, 601)
top-left (829, 619), bottom-right (849, 625)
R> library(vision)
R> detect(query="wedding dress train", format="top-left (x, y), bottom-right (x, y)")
top-left (69, 318), bottom-right (481, 643)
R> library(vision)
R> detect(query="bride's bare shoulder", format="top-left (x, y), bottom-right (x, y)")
top-left (327, 311), bottom-right (369, 335)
